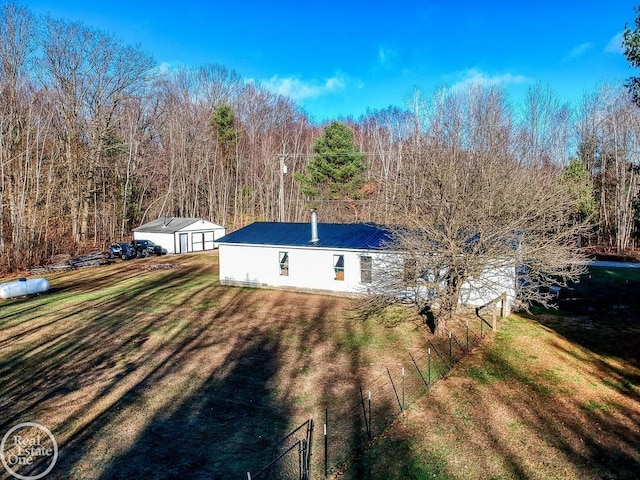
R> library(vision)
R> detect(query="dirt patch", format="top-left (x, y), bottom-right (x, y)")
top-left (136, 263), bottom-right (182, 271)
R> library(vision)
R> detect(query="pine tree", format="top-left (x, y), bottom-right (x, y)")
top-left (623, 6), bottom-right (640, 105)
top-left (296, 121), bottom-right (366, 201)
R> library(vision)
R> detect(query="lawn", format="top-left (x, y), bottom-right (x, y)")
top-left (0, 253), bottom-right (432, 479)
top-left (1, 257), bottom-right (639, 479)
top-left (344, 266), bottom-right (640, 479)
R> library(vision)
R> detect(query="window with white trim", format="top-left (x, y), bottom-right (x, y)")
top-left (279, 251), bottom-right (289, 276)
top-left (334, 255), bottom-right (345, 281)
top-left (360, 256), bottom-right (372, 283)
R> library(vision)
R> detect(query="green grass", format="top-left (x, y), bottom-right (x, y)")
top-left (2, 256), bottom-right (639, 480)
top-left (346, 309), bottom-right (640, 480)
top-left (582, 399), bottom-right (611, 413)
top-left (1, 253), bottom-right (435, 480)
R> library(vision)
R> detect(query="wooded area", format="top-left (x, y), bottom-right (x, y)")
top-left (1, 2), bottom-right (639, 272)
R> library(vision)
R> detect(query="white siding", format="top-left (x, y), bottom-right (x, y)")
top-left (133, 221), bottom-right (226, 254)
top-left (132, 232), bottom-right (173, 253)
top-left (219, 243), bottom-right (515, 310)
top-left (178, 221), bottom-right (226, 253)
top-left (180, 220), bottom-right (225, 234)
top-left (219, 244), bottom-right (381, 293)
top-left (460, 261), bottom-right (516, 311)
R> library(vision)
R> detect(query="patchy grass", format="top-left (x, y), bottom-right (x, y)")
top-left (2, 258), bottom-right (639, 479)
top-left (0, 253), bottom-right (428, 480)
top-left (343, 265), bottom-right (640, 480)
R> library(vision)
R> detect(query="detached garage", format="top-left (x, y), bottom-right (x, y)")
top-left (132, 217), bottom-right (226, 254)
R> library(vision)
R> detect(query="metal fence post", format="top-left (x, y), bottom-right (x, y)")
top-left (410, 352), bottom-right (429, 390)
top-left (324, 409), bottom-right (328, 478)
top-left (299, 440), bottom-right (305, 480)
top-left (401, 367), bottom-right (405, 411)
top-left (466, 319), bottom-right (469, 351)
top-left (427, 347), bottom-right (431, 391)
top-left (387, 367), bottom-right (402, 412)
top-left (368, 390), bottom-right (372, 440)
top-left (306, 419), bottom-right (313, 479)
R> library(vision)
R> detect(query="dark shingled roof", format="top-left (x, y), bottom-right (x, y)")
top-left (216, 222), bottom-right (392, 250)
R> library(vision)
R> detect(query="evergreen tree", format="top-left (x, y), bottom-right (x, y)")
top-left (562, 158), bottom-right (597, 223)
top-left (211, 104), bottom-right (240, 168)
top-left (296, 121), bottom-right (366, 201)
top-left (623, 6), bottom-right (640, 105)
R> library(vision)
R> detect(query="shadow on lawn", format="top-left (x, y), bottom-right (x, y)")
top-left (538, 266), bottom-right (640, 368)
top-left (519, 268), bottom-right (640, 478)
top-left (0, 257), bottom-right (429, 480)
top-left (2, 263), bottom-right (293, 479)
top-left (49, 293), bottom-right (294, 479)
top-left (90, 334), bottom-right (290, 480)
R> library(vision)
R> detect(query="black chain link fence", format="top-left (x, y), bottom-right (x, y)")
top-left (249, 312), bottom-right (497, 479)
top-left (250, 419), bottom-right (313, 480)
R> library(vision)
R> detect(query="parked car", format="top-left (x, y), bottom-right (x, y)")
top-left (130, 239), bottom-right (167, 258)
top-left (104, 242), bottom-right (135, 260)
top-left (119, 243), bottom-right (136, 260)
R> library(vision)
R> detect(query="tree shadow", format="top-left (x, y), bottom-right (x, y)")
top-left (1, 257), bottom-right (433, 480)
top-left (1, 262), bottom-right (295, 480)
top-left (90, 334), bottom-right (289, 479)
top-left (535, 266), bottom-right (640, 368)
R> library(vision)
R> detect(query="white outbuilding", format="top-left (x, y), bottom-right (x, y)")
top-left (132, 217), bottom-right (226, 254)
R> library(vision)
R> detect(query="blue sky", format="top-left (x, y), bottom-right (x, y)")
top-left (20, 0), bottom-right (639, 122)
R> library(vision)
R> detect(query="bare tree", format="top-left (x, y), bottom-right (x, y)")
top-left (362, 86), bottom-right (589, 336)
top-left (37, 17), bottom-right (154, 246)
top-left (0, 1), bottom-right (49, 269)
top-left (576, 85), bottom-right (640, 252)
top-left (516, 83), bottom-right (573, 166)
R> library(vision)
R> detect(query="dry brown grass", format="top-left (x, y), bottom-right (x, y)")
top-left (0, 252), bottom-right (430, 479)
top-left (341, 268), bottom-right (640, 480)
top-left (3, 255), bottom-right (639, 479)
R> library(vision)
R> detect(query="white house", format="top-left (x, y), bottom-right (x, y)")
top-left (133, 217), bottom-right (226, 254)
top-left (216, 213), bottom-right (516, 310)
top-left (217, 213), bottom-right (389, 294)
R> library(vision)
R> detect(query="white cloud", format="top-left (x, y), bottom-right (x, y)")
top-left (325, 76), bottom-right (346, 90)
top-left (261, 74), bottom-right (348, 100)
top-left (378, 46), bottom-right (397, 65)
top-left (153, 61), bottom-right (174, 74)
top-left (565, 42), bottom-right (593, 60)
top-left (605, 32), bottom-right (624, 54)
top-left (450, 68), bottom-right (532, 91)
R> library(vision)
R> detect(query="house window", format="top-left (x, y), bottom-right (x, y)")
top-left (403, 257), bottom-right (418, 282)
top-left (279, 251), bottom-right (289, 276)
top-left (334, 255), bottom-right (344, 281)
top-left (360, 256), bottom-right (372, 284)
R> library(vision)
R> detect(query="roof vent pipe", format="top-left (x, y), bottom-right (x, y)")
top-left (311, 210), bottom-right (319, 243)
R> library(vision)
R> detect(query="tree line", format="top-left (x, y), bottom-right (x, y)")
top-left (1, 1), bottom-right (639, 273)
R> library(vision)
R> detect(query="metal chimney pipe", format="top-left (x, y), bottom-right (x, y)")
top-left (311, 210), bottom-right (319, 243)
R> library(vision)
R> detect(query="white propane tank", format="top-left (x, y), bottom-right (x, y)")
top-left (0, 277), bottom-right (50, 299)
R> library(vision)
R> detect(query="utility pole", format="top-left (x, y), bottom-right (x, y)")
top-left (278, 155), bottom-right (287, 222)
